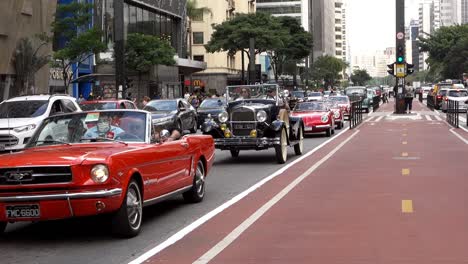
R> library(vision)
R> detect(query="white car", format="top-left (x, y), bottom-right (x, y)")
top-left (421, 86), bottom-right (432, 100)
top-left (441, 89), bottom-right (468, 112)
top-left (0, 94), bottom-right (81, 151)
top-left (307, 92), bottom-right (323, 101)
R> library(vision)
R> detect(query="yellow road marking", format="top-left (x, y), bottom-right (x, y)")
top-left (402, 152), bottom-right (408, 157)
top-left (402, 141), bottom-right (408, 145)
top-left (402, 168), bottom-right (410, 175)
top-left (402, 200), bottom-right (413, 213)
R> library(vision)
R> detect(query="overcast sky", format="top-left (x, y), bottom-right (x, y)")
top-left (347, 0), bottom-right (420, 55)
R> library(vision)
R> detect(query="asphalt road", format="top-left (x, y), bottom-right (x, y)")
top-left (0, 122), bottom-right (355, 264)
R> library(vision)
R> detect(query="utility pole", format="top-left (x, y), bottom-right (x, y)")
top-left (394, 0), bottom-right (406, 113)
top-left (114, 0), bottom-right (125, 99)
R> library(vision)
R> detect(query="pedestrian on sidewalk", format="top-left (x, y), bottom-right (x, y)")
top-left (405, 82), bottom-right (414, 114)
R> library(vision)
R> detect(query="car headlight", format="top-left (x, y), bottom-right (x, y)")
top-left (334, 111), bottom-right (340, 118)
top-left (13, 124), bottom-right (36, 133)
top-left (321, 115), bottom-right (329, 123)
top-left (90, 164), bottom-right (109, 183)
top-left (153, 116), bottom-right (174, 123)
top-left (218, 111), bottom-right (228, 123)
top-left (256, 110), bottom-right (267, 122)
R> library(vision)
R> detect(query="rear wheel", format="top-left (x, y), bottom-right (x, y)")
top-left (190, 119), bottom-right (198, 133)
top-left (326, 128), bottom-right (332, 137)
top-left (275, 128), bottom-right (288, 164)
top-left (294, 127), bottom-right (303, 155)
top-left (111, 180), bottom-right (142, 238)
top-left (183, 160), bottom-right (206, 203)
top-left (0, 222), bottom-right (6, 234)
top-left (230, 149), bottom-right (240, 158)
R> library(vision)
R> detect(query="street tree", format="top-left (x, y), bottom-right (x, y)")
top-left (418, 24), bottom-right (468, 80)
top-left (311, 55), bottom-right (347, 89)
top-left (51, 2), bottom-right (107, 89)
top-left (268, 16), bottom-right (313, 83)
top-left (350, 69), bottom-right (372, 86)
top-left (124, 33), bottom-right (176, 100)
top-left (12, 37), bottom-right (50, 96)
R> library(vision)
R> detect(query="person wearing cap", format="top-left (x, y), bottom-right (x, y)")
top-left (84, 115), bottom-right (124, 139)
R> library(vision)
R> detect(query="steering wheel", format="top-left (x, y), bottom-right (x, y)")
top-left (115, 133), bottom-right (142, 141)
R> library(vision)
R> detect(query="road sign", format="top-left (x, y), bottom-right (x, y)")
top-left (396, 63), bottom-right (406, 77)
top-left (397, 32), bottom-right (404, 40)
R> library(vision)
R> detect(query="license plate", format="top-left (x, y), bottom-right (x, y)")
top-left (6, 204), bottom-right (40, 219)
top-left (304, 126), bottom-right (313, 131)
top-left (234, 124), bottom-right (255, 130)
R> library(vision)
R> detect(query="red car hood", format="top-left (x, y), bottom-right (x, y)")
top-left (0, 144), bottom-right (138, 167)
top-left (291, 111), bottom-right (328, 124)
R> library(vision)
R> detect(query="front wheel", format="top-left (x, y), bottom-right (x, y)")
top-left (111, 180), bottom-right (143, 238)
top-left (294, 127), bottom-right (303, 155)
top-left (230, 149), bottom-right (240, 158)
top-left (190, 119), bottom-right (197, 133)
top-left (183, 160), bottom-right (206, 203)
top-left (275, 128), bottom-right (288, 164)
top-left (326, 128), bottom-right (332, 137)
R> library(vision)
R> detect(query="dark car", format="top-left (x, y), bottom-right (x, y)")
top-left (79, 99), bottom-right (137, 111)
top-left (196, 98), bottom-right (227, 128)
top-left (202, 84), bottom-right (304, 164)
top-left (143, 99), bottom-right (198, 133)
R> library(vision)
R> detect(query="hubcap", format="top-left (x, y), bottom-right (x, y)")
top-left (281, 129), bottom-right (287, 160)
top-left (126, 184), bottom-right (142, 229)
top-left (195, 162), bottom-right (205, 196)
top-left (299, 129), bottom-right (303, 152)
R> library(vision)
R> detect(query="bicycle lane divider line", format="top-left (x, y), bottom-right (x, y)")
top-left (192, 130), bottom-right (361, 264)
top-left (449, 128), bottom-right (468, 145)
top-left (127, 126), bottom-right (352, 264)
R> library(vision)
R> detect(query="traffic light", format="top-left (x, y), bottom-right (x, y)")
top-left (406, 63), bottom-right (414, 75)
top-left (387, 63), bottom-right (395, 76)
top-left (397, 44), bottom-right (405, 63)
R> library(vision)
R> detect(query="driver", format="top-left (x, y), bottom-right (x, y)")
top-left (267, 88), bottom-right (290, 111)
top-left (152, 123), bottom-right (182, 143)
top-left (236, 88), bottom-right (251, 101)
top-left (84, 115), bottom-right (124, 139)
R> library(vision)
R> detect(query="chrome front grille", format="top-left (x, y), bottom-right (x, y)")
top-left (0, 166), bottom-right (72, 185)
top-left (231, 109), bottom-right (255, 122)
top-left (231, 108), bottom-right (256, 136)
top-left (0, 135), bottom-right (19, 147)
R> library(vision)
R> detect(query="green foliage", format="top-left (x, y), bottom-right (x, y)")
top-left (50, 2), bottom-right (106, 88)
top-left (205, 13), bottom-right (285, 56)
top-left (404, 70), bottom-right (437, 84)
top-left (124, 33), bottom-right (176, 73)
top-left (418, 24), bottom-right (468, 80)
top-left (311, 55), bottom-right (347, 88)
top-left (350, 69), bottom-right (372, 86)
top-left (186, 0), bottom-right (212, 20)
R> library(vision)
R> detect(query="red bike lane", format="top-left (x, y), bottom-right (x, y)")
top-left (143, 101), bottom-right (468, 264)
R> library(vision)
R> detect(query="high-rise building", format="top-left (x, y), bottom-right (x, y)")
top-left (310, 0), bottom-right (336, 60)
top-left (334, 0), bottom-right (344, 61)
top-left (418, 0), bottom-right (434, 71)
top-left (0, 0), bottom-right (57, 100)
top-left (191, 0), bottom-right (256, 94)
top-left (409, 20), bottom-right (420, 71)
top-left (256, 0), bottom-right (309, 31)
top-left (439, 0), bottom-right (461, 26)
top-left (461, 0), bottom-right (468, 23)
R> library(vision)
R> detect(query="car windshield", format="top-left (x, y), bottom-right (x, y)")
top-left (79, 102), bottom-right (118, 111)
top-left (143, 100), bottom-right (177, 112)
top-left (0, 100), bottom-right (48, 118)
top-left (199, 99), bottom-right (226, 108)
top-left (448, 90), bottom-right (468, 97)
top-left (308, 92), bottom-right (322, 97)
top-left (292, 91), bottom-right (305, 98)
top-left (294, 102), bottom-right (326, 111)
top-left (328, 96), bottom-right (349, 103)
top-left (26, 111), bottom-right (147, 147)
top-left (226, 84), bottom-right (279, 102)
top-left (346, 89), bottom-right (365, 95)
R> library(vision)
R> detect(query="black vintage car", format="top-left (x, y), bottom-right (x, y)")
top-left (196, 98), bottom-right (227, 128)
top-left (143, 99), bottom-right (198, 133)
top-left (288, 90), bottom-right (306, 109)
top-left (202, 84), bottom-right (304, 164)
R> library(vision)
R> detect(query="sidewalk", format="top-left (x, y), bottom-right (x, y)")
top-left (143, 101), bottom-right (468, 264)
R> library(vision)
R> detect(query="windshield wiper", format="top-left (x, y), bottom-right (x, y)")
top-left (33, 140), bottom-right (72, 146)
top-left (81, 137), bottom-right (128, 145)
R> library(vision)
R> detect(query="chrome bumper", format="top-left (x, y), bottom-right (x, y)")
top-left (214, 137), bottom-right (280, 149)
top-left (0, 188), bottom-right (122, 202)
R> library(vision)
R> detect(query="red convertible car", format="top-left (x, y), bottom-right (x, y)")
top-left (291, 101), bottom-right (335, 137)
top-left (0, 110), bottom-right (215, 237)
top-left (326, 100), bottom-right (345, 129)
top-left (328, 96), bottom-right (351, 120)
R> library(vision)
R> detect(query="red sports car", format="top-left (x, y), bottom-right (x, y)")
top-left (0, 110), bottom-right (215, 237)
top-left (328, 96), bottom-right (351, 120)
top-left (291, 101), bottom-right (335, 137)
top-left (79, 99), bottom-right (137, 111)
top-left (326, 100), bottom-right (345, 129)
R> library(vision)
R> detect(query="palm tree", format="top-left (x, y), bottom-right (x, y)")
top-left (13, 37), bottom-right (50, 96)
top-left (186, 0), bottom-right (212, 60)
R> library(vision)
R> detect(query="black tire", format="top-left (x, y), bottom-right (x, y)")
top-left (365, 108), bottom-right (369, 113)
top-left (0, 222), bottom-right (6, 234)
top-left (230, 149), bottom-right (240, 158)
top-left (294, 127), bottom-right (303, 155)
top-left (176, 120), bottom-right (182, 131)
top-left (183, 160), bottom-right (206, 203)
top-left (337, 122), bottom-right (343, 129)
top-left (326, 128), bottom-right (331, 137)
top-left (190, 119), bottom-right (197, 133)
top-left (111, 180), bottom-right (143, 238)
top-left (275, 128), bottom-right (288, 164)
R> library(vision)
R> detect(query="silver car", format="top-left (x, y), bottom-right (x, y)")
top-left (441, 89), bottom-right (468, 112)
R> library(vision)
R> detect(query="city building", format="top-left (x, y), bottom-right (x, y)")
top-left (352, 48), bottom-right (394, 78)
top-left (418, 0), bottom-right (434, 71)
top-left (87, 0), bottom-right (206, 100)
top-left (191, 0), bottom-right (255, 95)
top-left (256, 0), bottom-right (309, 30)
top-left (0, 0), bottom-right (57, 101)
top-left (310, 0), bottom-right (336, 60)
top-left (462, 0), bottom-right (468, 23)
top-left (408, 20), bottom-right (420, 71)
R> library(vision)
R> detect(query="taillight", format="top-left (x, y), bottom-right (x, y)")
top-left (437, 95), bottom-right (442, 99)
top-left (444, 97), bottom-right (448, 101)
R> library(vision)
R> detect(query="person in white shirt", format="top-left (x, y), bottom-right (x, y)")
top-left (404, 82), bottom-right (414, 114)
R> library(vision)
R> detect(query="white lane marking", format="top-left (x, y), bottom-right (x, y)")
top-left (192, 130), bottom-right (361, 264)
top-left (365, 116), bottom-right (376, 122)
top-left (128, 127), bottom-right (352, 264)
top-left (434, 115), bottom-right (443, 121)
top-left (449, 128), bottom-right (468, 145)
top-left (425, 115), bottom-right (432, 121)
top-left (434, 109), bottom-right (442, 116)
top-left (375, 116), bottom-right (385, 122)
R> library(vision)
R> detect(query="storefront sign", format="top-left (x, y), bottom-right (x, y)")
top-left (49, 68), bottom-right (73, 80)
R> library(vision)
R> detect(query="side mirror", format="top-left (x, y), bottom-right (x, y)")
top-left (160, 129), bottom-right (170, 142)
